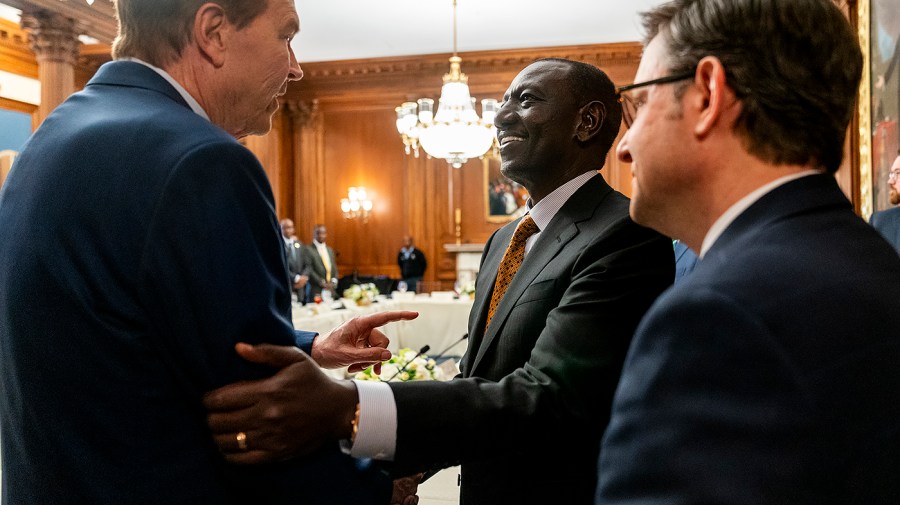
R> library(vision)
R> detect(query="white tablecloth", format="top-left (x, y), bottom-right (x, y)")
top-left (292, 296), bottom-right (473, 371)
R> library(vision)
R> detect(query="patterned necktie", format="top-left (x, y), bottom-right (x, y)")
top-left (486, 215), bottom-right (540, 329)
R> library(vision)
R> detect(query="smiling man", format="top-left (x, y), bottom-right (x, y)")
top-left (597, 0), bottom-right (900, 503)
top-left (202, 58), bottom-right (674, 505)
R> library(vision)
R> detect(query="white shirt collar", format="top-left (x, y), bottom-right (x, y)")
top-left (528, 171), bottom-right (598, 231)
top-left (699, 170), bottom-right (820, 257)
top-left (120, 58), bottom-right (210, 121)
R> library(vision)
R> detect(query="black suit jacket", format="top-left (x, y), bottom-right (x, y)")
top-left (0, 61), bottom-right (388, 504)
top-left (597, 174), bottom-right (900, 504)
top-left (388, 175), bottom-right (673, 505)
top-left (284, 238), bottom-right (307, 298)
top-left (870, 205), bottom-right (900, 253)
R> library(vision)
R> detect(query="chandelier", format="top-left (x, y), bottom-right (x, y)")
top-left (395, 0), bottom-right (497, 169)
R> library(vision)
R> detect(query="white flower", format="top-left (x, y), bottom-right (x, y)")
top-left (343, 283), bottom-right (380, 304)
top-left (352, 347), bottom-right (445, 382)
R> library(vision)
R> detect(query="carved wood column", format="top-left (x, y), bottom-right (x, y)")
top-left (285, 99), bottom-right (324, 235)
top-left (20, 9), bottom-right (79, 124)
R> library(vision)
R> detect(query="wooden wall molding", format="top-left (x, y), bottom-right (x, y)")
top-left (0, 18), bottom-right (37, 77)
top-left (290, 42), bottom-right (643, 110)
top-left (3, 0), bottom-right (117, 44)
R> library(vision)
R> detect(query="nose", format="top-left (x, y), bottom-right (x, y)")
top-left (616, 130), bottom-right (632, 164)
top-left (288, 48), bottom-right (303, 81)
top-left (493, 99), bottom-right (514, 129)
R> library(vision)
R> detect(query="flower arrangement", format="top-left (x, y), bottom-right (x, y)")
top-left (354, 347), bottom-right (444, 382)
top-left (342, 282), bottom-right (379, 306)
top-left (458, 281), bottom-right (476, 299)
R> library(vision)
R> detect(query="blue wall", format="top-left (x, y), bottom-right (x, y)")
top-left (0, 109), bottom-right (31, 152)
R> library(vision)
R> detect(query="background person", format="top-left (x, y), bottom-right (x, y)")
top-left (597, 1), bottom-right (900, 503)
top-left (203, 58), bottom-right (674, 505)
top-left (397, 235), bottom-right (426, 293)
top-left (0, 1), bottom-right (414, 503)
top-left (302, 223), bottom-right (338, 303)
top-left (280, 218), bottom-right (309, 301)
top-left (870, 153), bottom-right (900, 252)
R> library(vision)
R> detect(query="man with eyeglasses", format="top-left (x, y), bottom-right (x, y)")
top-left (597, 0), bottom-right (900, 503)
top-left (870, 153), bottom-right (900, 252)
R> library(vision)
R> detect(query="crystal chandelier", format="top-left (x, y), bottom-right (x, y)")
top-left (395, 0), bottom-right (497, 169)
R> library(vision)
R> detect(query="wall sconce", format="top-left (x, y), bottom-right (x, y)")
top-left (341, 186), bottom-right (373, 222)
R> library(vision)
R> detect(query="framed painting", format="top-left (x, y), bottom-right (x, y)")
top-left (859, 0), bottom-right (900, 218)
top-left (483, 154), bottom-right (528, 223)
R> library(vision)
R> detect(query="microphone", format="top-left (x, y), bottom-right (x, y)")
top-left (383, 345), bottom-right (430, 382)
top-left (430, 333), bottom-right (469, 360)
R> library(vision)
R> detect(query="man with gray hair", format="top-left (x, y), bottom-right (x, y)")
top-left (597, 0), bottom-right (900, 503)
top-left (0, 0), bottom-right (413, 503)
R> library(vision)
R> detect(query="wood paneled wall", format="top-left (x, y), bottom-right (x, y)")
top-left (263, 43), bottom-right (645, 287)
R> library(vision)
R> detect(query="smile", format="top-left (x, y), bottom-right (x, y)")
top-left (499, 136), bottom-right (524, 146)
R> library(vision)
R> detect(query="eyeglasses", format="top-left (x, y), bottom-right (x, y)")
top-left (616, 68), bottom-right (697, 128)
top-left (889, 170), bottom-right (900, 182)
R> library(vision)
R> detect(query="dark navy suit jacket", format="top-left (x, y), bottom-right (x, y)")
top-left (597, 174), bottom-right (900, 504)
top-left (0, 61), bottom-right (388, 504)
top-left (870, 205), bottom-right (900, 253)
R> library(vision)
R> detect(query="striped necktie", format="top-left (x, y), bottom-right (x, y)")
top-left (485, 215), bottom-right (539, 328)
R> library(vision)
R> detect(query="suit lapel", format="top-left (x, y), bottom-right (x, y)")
top-left (467, 176), bottom-right (612, 375)
top-left (463, 227), bottom-right (513, 375)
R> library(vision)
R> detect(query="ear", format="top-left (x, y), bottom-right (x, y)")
top-left (575, 100), bottom-right (606, 142)
top-left (193, 3), bottom-right (229, 67)
top-left (693, 56), bottom-right (735, 138)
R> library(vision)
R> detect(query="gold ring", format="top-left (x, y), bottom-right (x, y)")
top-left (236, 432), bottom-right (248, 451)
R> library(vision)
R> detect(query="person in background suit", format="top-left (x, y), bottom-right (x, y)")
top-left (597, 1), bottom-right (900, 503)
top-left (397, 235), bottom-right (427, 293)
top-left (280, 218), bottom-right (309, 301)
top-left (302, 223), bottom-right (338, 303)
top-left (202, 58), bottom-right (674, 505)
top-left (672, 239), bottom-right (698, 283)
top-left (0, 0), bottom-right (416, 503)
top-left (870, 154), bottom-right (900, 252)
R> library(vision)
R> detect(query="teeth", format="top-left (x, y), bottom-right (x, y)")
top-left (500, 136), bottom-right (524, 145)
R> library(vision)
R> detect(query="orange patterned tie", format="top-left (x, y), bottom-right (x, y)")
top-left (486, 215), bottom-right (540, 329)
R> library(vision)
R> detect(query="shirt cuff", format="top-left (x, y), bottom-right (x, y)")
top-left (348, 379), bottom-right (397, 461)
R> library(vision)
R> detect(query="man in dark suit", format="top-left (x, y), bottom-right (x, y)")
top-left (280, 218), bottom-right (309, 301)
top-left (302, 223), bottom-right (338, 303)
top-left (870, 154), bottom-right (900, 252)
top-left (0, 1), bottom-right (414, 503)
top-left (597, 1), bottom-right (900, 503)
top-left (397, 235), bottom-right (427, 292)
top-left (203, 58), bottom-right (674, 505)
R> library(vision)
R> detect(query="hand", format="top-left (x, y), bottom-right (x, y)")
top-left (203, 343), bottom-right (358, 464)
top-left (292, 274), bottom-right (308, 289)
top-left (312, 310), bottom-right (418, 373)
top-left (391, 474), bottom-right (424, 505)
